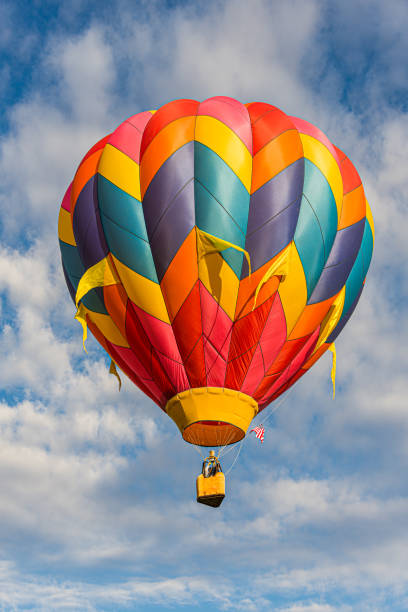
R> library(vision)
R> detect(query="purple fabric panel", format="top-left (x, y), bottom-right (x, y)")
top-left (149, 180), bottom-right (196, 281)
top-left (243, 195), bottom-right (301, 275)
top-left (142, 142), bottom-right (195, 240)
top-left (308, 218), bottom-right (365, 304)
top-left (247, 159), bottom-right (304, 236)
top-left (72, 176), bottom-right (109, 269)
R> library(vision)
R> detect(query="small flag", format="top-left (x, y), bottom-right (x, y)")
top-left (250, 425), bottom-right (265, 444)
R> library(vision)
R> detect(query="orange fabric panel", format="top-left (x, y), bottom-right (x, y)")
top-left (289, 294), bottom-right (336, 339)
top-left (87, 317), bottom-right (111, 354)
top-left (103, 283), bottom-right (128, 341)
top-left (251, 130), bottom-right (303, 194)
top-left (71, 148), bottom-right (104, 218)
top-left (160, 229), bottom-right (198, 322)
top-left (235, 260), bottom-right (280, 319)
top-left (140, 116), bottom-right (197, 199)
top-left (140, 99), bottom-right (199, 160)
top-left (338, 184), bottom-right (366, 229)
top-left (79, 135), bottom-right (110, 165)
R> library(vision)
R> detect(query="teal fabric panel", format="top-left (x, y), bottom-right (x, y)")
top-left (99, 214), bottom-right (158, 282)
top-left (294, 195), bottom-right (326, 299)
top-left (97, 175), bottom-right (148, 241)
top-left (194, 142), bottom-right (250, 235)
top-left (302, 159), bottom-right (338, 261)
top-left (194, 179), bottom-right (245, 277)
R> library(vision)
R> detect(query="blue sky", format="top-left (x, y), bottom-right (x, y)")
top-left (0, 0), bottom-right (407, 610)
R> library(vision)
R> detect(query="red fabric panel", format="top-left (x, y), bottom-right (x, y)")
top-left (225, 295), bottom-right (275, 391)
top-left (240, 345), bottom-right (265, 396)
top-left (125, 301), bottom-right (176, 399)
top-left (61, 182), bottom-right (73, 212)
top-left (183, 336), bottom-right (207, 388)
top-left (247, 103), bottom-right (296, 155)
top-left (80, 135), bottom-right (110, 165)
top-left (108, 343), bottom-right (166, 406)
top-left (199, 282), bottom-right (233, 361)
top-left (259, 293), bottom-right (287, 371)
top-left (198, 96), bottom-right (252, 154)
top-left (130, 302), bottom-right (189, 391)
top-left (203, 338), bottom-right (228, 387)
top-left (108, 112), bottom-right (152, 164)
top-left (171, 281), bottom-right (202, 361)
top-left (261, 368), bottom-right (306, 408)
top-left (140, 99), bottom-right (200, 160)
top-left (337, 149), bottom-right (362, 194)
top-left (259, 327), bottom-right (319, 405)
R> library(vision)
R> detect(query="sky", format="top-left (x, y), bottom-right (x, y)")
top-left (0, 0), bottom-right (407, 610)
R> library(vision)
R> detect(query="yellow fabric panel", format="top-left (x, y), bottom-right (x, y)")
top-left (366, 199), bottom-right (375, 243)
top-left (289, 293), bottom-right (336, 340)
top-left (83, 305), bottom-right (129, 348)
top-left (98, 143), bottom-right (141, 201)
top-left (314, 286), bottom-right (345, 351)
top-left (140, 116), bottom-right (196, 199)
top-left (195, 115), bottom-right (252, 192)
top-left (300, 134), bottom-right (343, 223)
top-left (328, 343), bottom-right (336, 398)
top-left (58, 207), bottom-right (76, 246)
top-left (278, 242), bottom-right (308, 335)
top-left (111, 254), bottom-right (170, 323)
top-left (198, 250), bottom-right (240, 320)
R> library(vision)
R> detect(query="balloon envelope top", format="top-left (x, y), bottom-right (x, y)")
top-left (58, 97), bottom-right (374, 447)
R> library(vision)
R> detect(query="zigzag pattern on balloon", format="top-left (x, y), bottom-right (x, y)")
top-left (58, 97), bottom-right (374, 417)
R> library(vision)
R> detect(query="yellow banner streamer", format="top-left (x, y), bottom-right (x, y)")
top-left (315, 286), bottom-right (345, 352)
top-left (328, 343), bottom-right (336, 398)
top-left (75, 256), bottom-right (120, 308)
top-left (74, 302), bottom-right (88, 353)
top-left (252, 242), bottom-right (293, 310)
top-left (196, 227), bottom-right (251, 276)
top-left (74, 257), bottom-right (120, 352)
top-left (109, 360), bottom-right (122, 391)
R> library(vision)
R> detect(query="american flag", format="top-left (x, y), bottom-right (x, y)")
top-left (250, 425), bottom-right (265, 444)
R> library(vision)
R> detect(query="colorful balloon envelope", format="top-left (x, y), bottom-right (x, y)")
top-left (58, 97), bottom-right (374, 448)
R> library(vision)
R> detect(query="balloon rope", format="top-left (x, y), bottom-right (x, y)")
top-left (224, 438), bottom-right (244, 476)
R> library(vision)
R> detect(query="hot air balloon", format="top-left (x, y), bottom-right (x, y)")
top-left (58, 97), bottom-right (374, 507)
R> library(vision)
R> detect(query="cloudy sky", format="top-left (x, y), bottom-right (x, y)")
top-left (0, 0), bottom-right (407, 610)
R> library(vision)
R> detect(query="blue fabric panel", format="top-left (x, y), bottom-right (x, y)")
top-left (243, 195), bottom-right (301, 276)
top-left (97, 175), bottom-right (148, 242)
top-left (294, 195), bottom-right (326, 299)
top-left (149, 180), bottom-right (196, 281)
top-left (73, 175), bottom-right (109, 270)
top-left (99, 214), bottom-right (158, 282)
top-left (194, 142), bottom-right (250, 235)
top-left (247, 159), bottom-right (304, 235)
top-left (194, 179), bottom-right (245, 278)
top-left (302, 159), bottom-right (338, 261)
top-left (142, 142), bottom-right (195, 240)
top-left (307, 218), bottom-right (365, 304)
